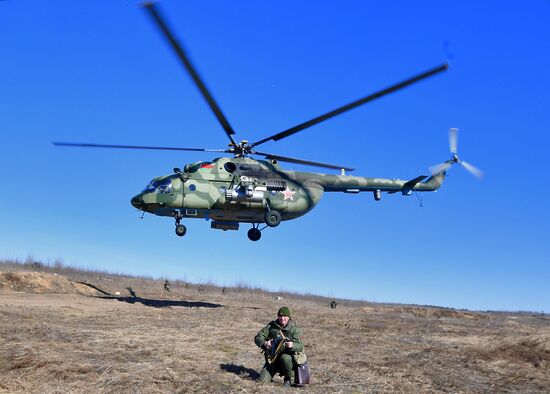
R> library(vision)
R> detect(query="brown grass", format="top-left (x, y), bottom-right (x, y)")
top-left (0, 260), bottom-right (549, 393)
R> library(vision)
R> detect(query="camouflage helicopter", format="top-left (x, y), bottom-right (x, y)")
top-left (54, 3), bottom-right (482, 241)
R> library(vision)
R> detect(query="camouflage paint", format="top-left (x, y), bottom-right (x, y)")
top-left (130, 157), bottom-right (447, 225)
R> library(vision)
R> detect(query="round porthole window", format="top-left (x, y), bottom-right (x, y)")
top-left (189, 184), bottom-right (196, 192)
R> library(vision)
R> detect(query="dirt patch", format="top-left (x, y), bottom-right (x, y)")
top-left (475, 333), bottom-right (550, 367)
top-left (0, 272), bottom-right (99, 296)
top-left (387, 305), bottom-right (488, 320)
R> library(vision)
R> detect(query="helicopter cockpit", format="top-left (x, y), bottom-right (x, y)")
top-left (142, 178), bottom-right (173, 194)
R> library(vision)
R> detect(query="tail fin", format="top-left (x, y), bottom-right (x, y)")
top-left (422, 171), bottom-right (447, 190)
top-left (400, 175), bottom-right (428, 195)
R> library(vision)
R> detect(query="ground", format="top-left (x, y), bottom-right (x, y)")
top-left (0, 265), bottom-right (549, 393)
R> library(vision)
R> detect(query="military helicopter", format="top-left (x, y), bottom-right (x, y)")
top-left (54, 3), bottom-right (482, 241)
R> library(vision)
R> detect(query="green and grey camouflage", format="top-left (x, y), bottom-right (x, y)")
top-left (130, 156), bottom-right (448, 240)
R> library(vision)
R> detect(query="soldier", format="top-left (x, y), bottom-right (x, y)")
top-left (164, 279), bottom-right (170, 292)
top-left (254, 306), bottom-right (305, 387)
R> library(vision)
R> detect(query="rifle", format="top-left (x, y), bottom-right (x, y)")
top-left (263, 330), bottom-right (290, 364)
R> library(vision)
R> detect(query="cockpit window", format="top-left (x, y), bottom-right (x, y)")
top-left (142, 180), bottom-right (158, 193)
top-left (142, 178), bottom-right (173, 194)
top-left (158, 179), bottom-right (172, 193)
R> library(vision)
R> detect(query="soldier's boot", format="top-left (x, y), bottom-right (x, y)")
top-left (258, 365), bottom-right (275, 384)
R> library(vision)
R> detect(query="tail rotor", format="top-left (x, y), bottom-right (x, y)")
top-left (429, 128), bottom-right (483, 179)
top-left (460, 160), bottom-right (484, 179)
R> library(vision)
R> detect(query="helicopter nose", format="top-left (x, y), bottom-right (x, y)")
top-left (131, 194), bottom-right (143, 209)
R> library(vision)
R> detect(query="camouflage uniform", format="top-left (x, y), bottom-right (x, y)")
top-left (254, 318), bottom-right (304, 384)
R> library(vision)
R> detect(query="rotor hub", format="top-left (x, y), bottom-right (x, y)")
top-left (228, 140), bottom-right (254, 157)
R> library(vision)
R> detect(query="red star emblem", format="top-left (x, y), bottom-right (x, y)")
top-left (281, 187), bottom-right (295, 201)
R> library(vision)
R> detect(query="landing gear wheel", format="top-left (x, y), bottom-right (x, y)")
top-left (175, 224), bottom-right (187, 237)
top-left (265, 210), bottom-right (282, 227)
top-left (247, 228), bottom-right (262, 241)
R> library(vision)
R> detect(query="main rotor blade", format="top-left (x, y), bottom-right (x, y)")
top-left (53, 142), bottom-right (226, 153)
top-left (460, 161), bottom-right (484, 179)
top-left (143, 2), bottom-right (237, 145)
top-left (254, 150), bottom-right (354, 171)
top-left (449, 127), bottom-right (458, 154)
top-left (251, 63), bottom-right (449, 148)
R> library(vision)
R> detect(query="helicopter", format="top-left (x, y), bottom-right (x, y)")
top-left (54, 2), bottom-right (482, 242)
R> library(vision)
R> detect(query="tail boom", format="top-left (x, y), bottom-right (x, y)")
top-left (292, 171), bottom-right (446, 194)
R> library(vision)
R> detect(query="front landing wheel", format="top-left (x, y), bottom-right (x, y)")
top-left (247, 228), bottom-right (262, 241)
top-left (175, 224), bottom-right (187, 237)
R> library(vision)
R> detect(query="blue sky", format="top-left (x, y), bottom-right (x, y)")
top-left (1, 1), bottom-right (548, 311)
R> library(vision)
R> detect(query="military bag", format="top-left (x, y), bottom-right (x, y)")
top-left (294, 361), bottom-right (310, 386)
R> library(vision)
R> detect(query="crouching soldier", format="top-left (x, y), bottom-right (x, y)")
top-left (254, 306), bottom-right (307, 387)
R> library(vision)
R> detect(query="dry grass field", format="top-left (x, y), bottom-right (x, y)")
top-left (1, 260), bottom-right (549, 393)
